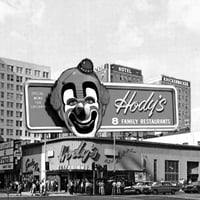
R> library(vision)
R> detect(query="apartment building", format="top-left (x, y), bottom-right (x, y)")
top-left (0, 57), bottom-right (51, 142)
top-left (145, 75), bottom-right (191, 135)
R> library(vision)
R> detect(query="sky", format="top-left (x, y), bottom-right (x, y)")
top-left (0, 0), bottom-right (200, 131)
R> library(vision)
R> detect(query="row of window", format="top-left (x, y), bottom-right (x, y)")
top-left (0, 110), bottom-right (22, 117)
top-left (0, 101), bottom-right (22, 109)
top-left (0, 63), bottom-right (49, 78)
top-left (0, 82), bottom-right (23, 91)
top-left (111, 73), bottom-right (143, 83)
top-left (0, 73), bottom-right (31, 82)
top-left (0, 119), bottom-right (22, 127)
top-left (0, 92), bottom-right (23, 100)
top-left (0, 128), bottom-right (22, 136)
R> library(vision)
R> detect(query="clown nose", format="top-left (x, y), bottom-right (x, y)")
top-left (78, 58), bottom-right (94, 74)
top-left (74, 103), bottom-right (86, 120)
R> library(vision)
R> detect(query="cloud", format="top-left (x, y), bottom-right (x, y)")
top-left (0, 0), bottom-right (15, 22)
top-left (0, 0), bottom-right (45, 25)
top-left (168, 0), bottom-right (200, 32)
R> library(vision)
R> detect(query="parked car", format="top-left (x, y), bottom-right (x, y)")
top-left (151, 181), bottom-right (179, 195)
top-left (124, 181), bottom-right (153, 195)
top-left (183, 181), bottom-right (200, 193)
top-left (124, 185), bottom-right (137, 194)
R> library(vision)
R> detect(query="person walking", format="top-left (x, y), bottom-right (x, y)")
top-left (116, 180), bottom-right (121, 195)
top-left (112, 180), bottom-right (116, 195)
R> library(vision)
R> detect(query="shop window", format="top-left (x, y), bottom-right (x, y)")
top-left (165, 160), bottom-right (179, 182)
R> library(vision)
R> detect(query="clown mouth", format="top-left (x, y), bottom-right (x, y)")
top-left (69, 111), bottom-right (97, 134)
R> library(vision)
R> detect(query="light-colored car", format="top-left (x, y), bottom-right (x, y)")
top-left (124, 181), bottom-right (153, 195)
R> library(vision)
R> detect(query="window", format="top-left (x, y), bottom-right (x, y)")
top-left (43, 72), bottom-right (49, 78)
top-left (0, 118), bottom-right (4, 124)
top-left (0, 92), bottom-right (4, 98)
top-left (0, 101), bottom-right (4, 107)
top-left (0, 63), bottom-right (5, 70)
top-left (7, 65), bottom-right (14, 72)
top-left (25, 68), bottom-right (32, 75)
top-left (7, 102), bottom-right (13, 108)
top-left (0, 73), bottom-right (4, 80)
top-left (16, 103), bottom-right (22, 109)
top-left (16, 66), bottom-right (23, 74)
top-left (0, 128), bottom-right (4, 135)
top-left (34, 70), bottom-right (40, 77)
top-left (7, 74), bottom-right (14, 81)
top-left (7, 110), bottom-right (13, 117)
top-left (16, 130), bottom-right (22, 136)
top-left (0, 109), bottom-right (4, 116)
top-left (6, 119), bottom-right (13, 126)
top-left (16, 94), bottom-right (22, 101)
top-left (7, 92), bottom-right (14, 100)
top-left (6, 129), bottom-right (13, 136)
top-left (7, 83), bottom-right (14, 90)
top-left (0, 82), bottom-right (4, 89)
top-left (165, 160), bottom-right (179, 182)
top-left (16, 120), bottom-right (22, 127)
top-left (16, 85), bottom-right (23, 91)
top-left (16, 76), bottom-right (23, 82)
top-left (16, 111), bottom-right (22, 118)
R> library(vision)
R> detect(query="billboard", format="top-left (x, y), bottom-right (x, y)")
top-left (25, 80), bottom-right (178, 133)
top-left (0, 141), bottom-right (14, 170)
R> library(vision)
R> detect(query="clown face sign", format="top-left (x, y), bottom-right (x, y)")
top-left (25, 59), bottom-right (178, 136)
top-left (49, 59), bottom-right (110, 137)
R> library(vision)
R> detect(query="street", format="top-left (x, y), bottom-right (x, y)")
top-left (1, 192), bottom-right (200, 200)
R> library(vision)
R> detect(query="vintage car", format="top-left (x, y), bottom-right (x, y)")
top-left (151, 181), bottom-right (180, 195)
top-left (183, 181), bottom-right (200, 193)
top-left (124, 181), bottom-right (153, 195)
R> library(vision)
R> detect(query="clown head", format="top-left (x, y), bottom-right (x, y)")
top-left (50, 58), bottom-right (110, 137)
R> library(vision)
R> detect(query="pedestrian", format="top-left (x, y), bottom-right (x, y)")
top-left (16, 182), bottom-right (23, 196)
top-left (31, 182), bottom-right (36, 196)
top-left (100, 180), bottom-right (105, 195)
top-left (116, 180), bottom-right (121, 195)
top-left (112, 180), bottom-right (116, 195)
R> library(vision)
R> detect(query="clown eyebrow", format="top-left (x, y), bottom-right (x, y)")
top-left (83, 82), bottom-right (99, 99)
top-left (61, 83), bottom-right (77, 99)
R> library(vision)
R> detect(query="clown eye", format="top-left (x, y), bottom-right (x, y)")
top-left (67, 98), bottom-right (78, 106)
top-left (85, 96), bottom-right (95, 104)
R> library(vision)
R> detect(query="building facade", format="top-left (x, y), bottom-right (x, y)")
top-left (95, 64), bottom-right (143, 83)
top-left (145, 75), bottom-right (191, 135)
top-left (21, 137), bottom-right (200, 193)
top-left (0, 57), bottom-right (51, 142)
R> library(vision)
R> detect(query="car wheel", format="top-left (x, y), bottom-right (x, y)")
top-left (171, 190), bottom-right (175, 195)
top-left (153, 190), bottom-right (158, 195)
top-left (136, 190), bottom-right (141, 195)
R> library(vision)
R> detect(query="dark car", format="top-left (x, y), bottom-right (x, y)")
top-left (183, 181), bottom-right (200, 193)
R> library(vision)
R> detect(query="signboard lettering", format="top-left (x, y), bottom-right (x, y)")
top-left (114, 90), bottom-right (167, 117)
top-left (59, 142), bottom-right (99, 163)
top-left (25, 158), bottom-right (40, 172)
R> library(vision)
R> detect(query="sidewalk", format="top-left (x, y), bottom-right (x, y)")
top-left (0, 191), bottom-right (73, 198)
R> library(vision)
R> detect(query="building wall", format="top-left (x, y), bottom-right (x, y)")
top-left (0, 57), bottom-right (51, 142)
top-left (161, 75), bottom-right (191, 133)
top-left (145, 75), bottom-right (191, 135)
top-left (42, 138), bottom-right (200, 182)
top-left (95, 63), bottom-right (143, 83)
